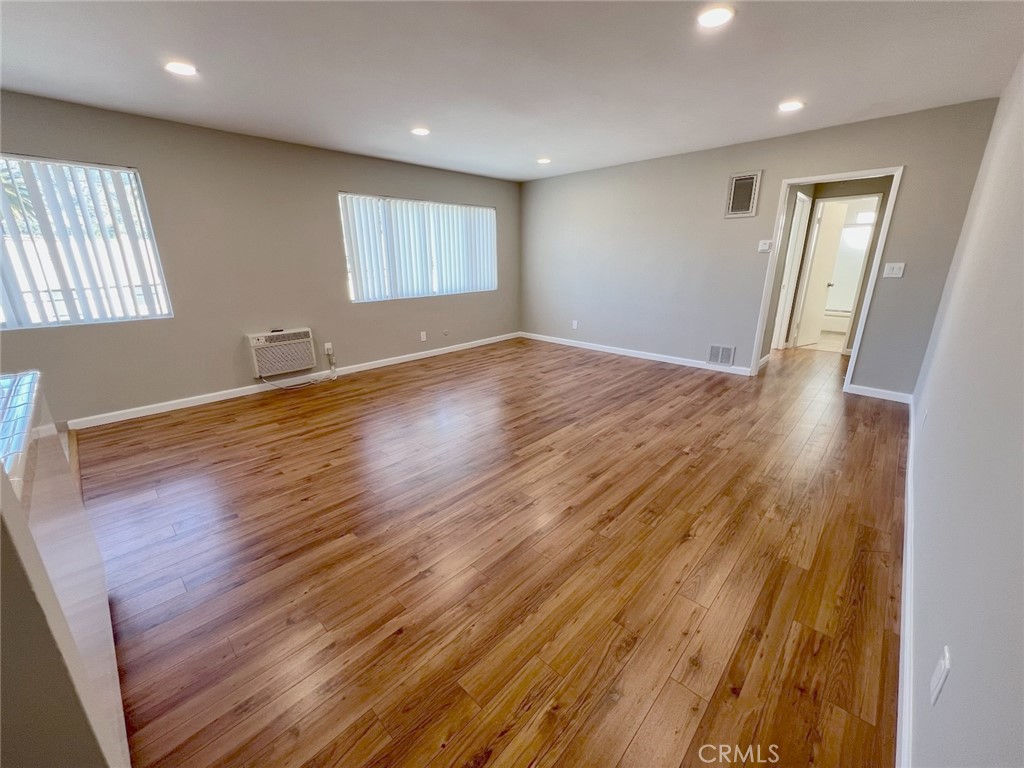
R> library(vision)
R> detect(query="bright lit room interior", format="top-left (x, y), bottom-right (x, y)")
top-left (1, 3), bottom-right (1021, 767)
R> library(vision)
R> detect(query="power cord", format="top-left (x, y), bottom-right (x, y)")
top-left (259, 376), bottom-right (316, 391)
top-left (260, 352), bottom-right (338, 390)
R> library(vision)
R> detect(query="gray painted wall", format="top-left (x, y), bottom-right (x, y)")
top-left (521, 101), bottom-right (996, 394)
top-left (0, 95), bottom-right (999, 421)
top-left (0, 92), bottom-right (521, 422)
top-left (1, 518), bottom-right (108, 768)
top-left (909, 57), bottom-right (1023, 767)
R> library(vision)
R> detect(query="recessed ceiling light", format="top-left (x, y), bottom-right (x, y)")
top-left (411, 127), bottom-right (430, 136)
top-left (164, 62), bottom-right (198, 77)
top-left (537, 158), bottom-right (552, 165)
top-left (778, 100), bottom-right (805, 113)
top-left (698, 5), bottom-right (734, 28)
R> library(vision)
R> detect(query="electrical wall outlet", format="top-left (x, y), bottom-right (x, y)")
top-left (572, 320), bottom-right (578, 330)
top-left (420, 331), bottom-right (427, 342)
top-left (323, 342), bottom-right (333, 355)
top-left (883, 262), bottom-right (906, 278)
top-left (757, 240), bottom-right (773, 253)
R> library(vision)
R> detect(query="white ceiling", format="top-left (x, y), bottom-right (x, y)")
top-left (2, 2), bottom-right (1022, 181)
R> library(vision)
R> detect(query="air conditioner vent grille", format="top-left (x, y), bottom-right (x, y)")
top-left (253, 343), bottom-right (314, 377)
top-left (708, 345), bottom-right (736, 367)
top-left (246, 327), bottom-right (316, 378)
top-left (265, 330), bottom-right (311, 344)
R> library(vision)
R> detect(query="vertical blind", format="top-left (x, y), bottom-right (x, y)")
top-left (0, 154), bottom-right (172, 329)
top-left (339, 193), bottom-right (497, 303)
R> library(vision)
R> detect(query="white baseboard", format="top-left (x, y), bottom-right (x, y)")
top-left (67, 331), bottom-right (909, 428)
top-left (520, 333), bottom-right (752, 376)
top-left (758, 354), bottom-right (771, 372)
top-left (67, 333), bottom-right (520, 430)
top-left (843, 383), bottom-right (913, 404)
top-left (331, 332), bottom-right (520, 377)
top-left (896, 397), bottom-right (917, 767)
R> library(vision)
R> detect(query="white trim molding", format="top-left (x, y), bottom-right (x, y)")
top-left (843, 384), bottom-right (912, 404)
top-left (842, 169), bottom-right (905, 393)
top-left (896, 396), bottom-right (917, 767)
top-left (521, 333), bottom-right (753, 376)
top-left (758, 354), bottom-right (771, 372)
top-left (67, 329), bottom-right (912, 430)
top-left (751, 165), bottom-right (905, 393)
top-left (68, 374), bottom-right (328, 430)
top-left (67, 333), bottom-right (520, 430)
top-left (328, 332), bottom-right (520, 376)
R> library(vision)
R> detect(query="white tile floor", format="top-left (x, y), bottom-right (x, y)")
top-left (804, 331), bottom-right (848, 353)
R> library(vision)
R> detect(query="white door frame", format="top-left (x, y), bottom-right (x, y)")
top-left (750, 166), bottom-right (904, 395)
top-left (785, 192), bottom-right (883, 350)
top-left (771, 190), bottom-right (813, 349)
top-left (789, 197), bottom-right (830, 348)
top-left (835, 193), bottom-right (884, 354)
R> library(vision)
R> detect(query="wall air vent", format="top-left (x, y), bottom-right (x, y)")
top-left (247, 328), bottom-right (316, 378)
top-left (708, 345), bottom-right (736, 367)
top-left (725, 170), bottom-right (762, 218)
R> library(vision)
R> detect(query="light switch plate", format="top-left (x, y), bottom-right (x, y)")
top-left (883, 262), bottom-right (906, 278)
top-left (930, 645), bottom-right (950, 705)
top-left (757, 240), bottom-right (773, 254)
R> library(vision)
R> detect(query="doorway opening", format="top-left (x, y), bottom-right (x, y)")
top-left (751, 166), bottom-right (903, 394)
top-left (786, 193), bottom-right (881, 353)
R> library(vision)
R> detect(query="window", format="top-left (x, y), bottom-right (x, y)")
top-left (339, 193), bottom-right (497, 303)
top-left (1, 154), bottom-right (172, 329)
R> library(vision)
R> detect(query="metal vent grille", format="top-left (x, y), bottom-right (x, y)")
top-left (253, 342), bottom-right (315, 377)
top-left (708, 345), bottom-right (736, 367)
top-left (246, 327), bottom-right (316, 378)
top-left (725, 170), bottom-right (762, 218)
top-left (265, 330), bottom-right (311, 344)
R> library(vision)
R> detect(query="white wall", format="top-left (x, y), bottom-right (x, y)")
top-left (907, 55), bottom-right (1023, 767)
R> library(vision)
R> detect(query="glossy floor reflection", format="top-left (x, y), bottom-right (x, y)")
top-left (78, 339), bottom-right (907, 768)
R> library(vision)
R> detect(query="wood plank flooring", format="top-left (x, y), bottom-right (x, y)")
top-left (76, 339), bottom-right (907, 768)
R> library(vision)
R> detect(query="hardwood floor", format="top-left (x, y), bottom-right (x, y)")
top-left (77, 339), bottom-right (907, 768)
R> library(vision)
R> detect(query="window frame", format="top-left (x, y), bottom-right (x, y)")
top-left (337, 191), bottom-right (498, 304)
top-left (0, 152), bottom-right (173, 330)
